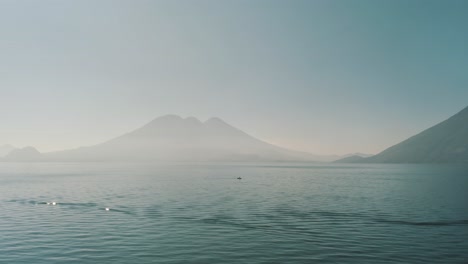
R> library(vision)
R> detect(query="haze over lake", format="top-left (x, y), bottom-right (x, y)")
top-left (1, 0), bottom-right (468, 263)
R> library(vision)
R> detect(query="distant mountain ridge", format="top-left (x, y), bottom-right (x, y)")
top-left (3, 147), bottom-right (41, 162)
top-left (3, 115), bottom-right (326, 162)
top-left (333, 155), bottom-right (367, 163)
top-left (6, 106), bottom-right (467, 164)
top-left (0, 144), bottom-right (16, 157)
top-left (336, 105), bottom-right (468, 163)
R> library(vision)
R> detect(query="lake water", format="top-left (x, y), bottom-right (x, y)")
top-left (0, 162), bottom-right (467, 263)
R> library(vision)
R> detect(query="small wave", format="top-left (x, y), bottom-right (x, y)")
top-left (274, 207), bottom-right (468, 227)
top-left (6, 199), bottom-right (133, 214)
top-left (55, 202), bottom-right (99, 208)
top-left (7, 199), bottom-right (37, 204)
top-left (199, 217), bottom-right (263, 230)
top-left (104, 208), bottom-right (133, 215)
top-left (376, 219), bottom-right (468, 226)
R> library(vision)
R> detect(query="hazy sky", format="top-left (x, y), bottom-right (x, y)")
top-left (1, 0), bottom-right (467, 155)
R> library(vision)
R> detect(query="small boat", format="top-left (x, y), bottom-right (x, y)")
top-left (237, 177), bottom-right (242, 180)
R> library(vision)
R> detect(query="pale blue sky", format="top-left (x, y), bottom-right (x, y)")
top-left (1, 0), bottom-right (467, 155)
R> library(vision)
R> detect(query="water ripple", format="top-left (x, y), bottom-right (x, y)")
top-left (1, 163), bottom-right (467, 263)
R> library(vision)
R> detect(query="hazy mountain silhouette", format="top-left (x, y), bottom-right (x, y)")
top-left (0, 144), bottom-right (16, 157)
top-left (333, 155), bottom-right (367, 163)
top-left (339, 105), bottom-right (468, 163)
top-left (3, 146), bottom-right (42, 162)
top-left (331, 152), bottom-right (374, 163)
top-left (6, 106), bottom-right (466, 164)
top-left (24, 115), bottom-right (324, 162)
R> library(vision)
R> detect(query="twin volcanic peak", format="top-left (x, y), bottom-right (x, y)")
top-left (5, 115), bottom-right (319, 162)
top-left (4, 106), bottom-right (468, 163)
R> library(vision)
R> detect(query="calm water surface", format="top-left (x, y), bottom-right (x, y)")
top-left (0, 162), bottom-right (467, 263)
